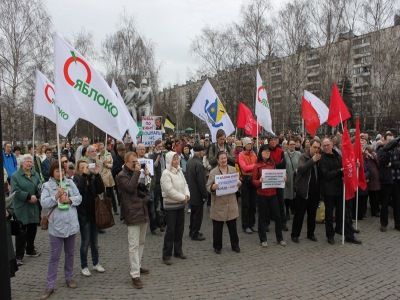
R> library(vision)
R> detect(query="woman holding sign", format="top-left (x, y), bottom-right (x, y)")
top-left (252, 145), bottom-right (286, 247)
top-left (207, 151), bottom-right (241, 254)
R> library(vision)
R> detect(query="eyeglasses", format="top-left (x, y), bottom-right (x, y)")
top-left (289, 143), bottom-right (296, 146)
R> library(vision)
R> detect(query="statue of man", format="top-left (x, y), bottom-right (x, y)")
top-left (123, 79), bottom-right (139, 121)
top-left (136, 78), bottom-right (154, 121)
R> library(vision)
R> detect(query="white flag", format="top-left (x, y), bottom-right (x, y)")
top-left (190, 79), bottom-right (234, 142)
top-left (54, 33), bottom-right (131, 141)
top-left (255, 70), bottom-right (274, 134)
top-left (34, 70), bottom-right (77, 137)
top-left (111, 79), bottom-right (139, 144)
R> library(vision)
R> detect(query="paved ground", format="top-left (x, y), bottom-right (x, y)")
top-left (11, 206), bottom-right (400, 300)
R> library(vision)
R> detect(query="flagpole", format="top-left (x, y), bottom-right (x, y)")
top-left (54, 101), bottom-right (63, 182)
top-left (256, 117), bottom-right (259, 152)
top-left (339, 111), bottom-right (345, 245)
top-left (32, 114), bottom-right (36, 151)
top-left (355, 161), bottom-right (359, 230)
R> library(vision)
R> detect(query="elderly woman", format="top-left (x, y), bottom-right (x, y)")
top-left (73, 160), bottom-right (106, 277)
top-left (39, 161), bottom-right (82, 300)
top-left (160, 151), bottom-right (190, 265)
top-left (11, 154), bottom-right (42, 265)
top-left (207, 151), bottom-right (241, 254)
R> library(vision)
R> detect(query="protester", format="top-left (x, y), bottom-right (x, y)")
top-left (151, 139), bottom-right (166, 231)
top-left (291, 139), bottom-right (321, 243)
top-left (161, 151), bottom-right (190, 265)
top-left (3, 142), bottom-right (18, 182)
top-left (364, 145), bottom-right (381, 217)
top-left (5, 170), bottom-right (18, 277)
top-left (377, 133), bottom-right (400, 231)
top-left (207, 129), bottom-right (235, 168)
top-left (186, 143), bottom-right (208, 241)
top-left (41, 147), bottom-right (55, 182)
top-left (75, 136), bottom-right (90, 162)
top-left (320, 138), bottom-right (361, 244)
top-left (28, 144), bottom-right (44, 182)
top-left (252, 145), bottom-right (286, 247)
top-left (74, 160), bottom-right (106, 276)
top-left (11, 154), bottom-right (42, 265)
top-left (283, 138), bottom-right (301, 219)
top-left (116, 151), bottom-right (150, 289)
top-left (40, 161), bottom-right (82, 299)
top-left (180, 144), bottom-right (192, 175)
top-left (206, 151), bottom-right (241, 254)
top-left (98, 142), bottom-right (118, 215)
top-left (238, 137), bottom-right (257, 234)
top-left (62, 141), bottom-right (75, 163)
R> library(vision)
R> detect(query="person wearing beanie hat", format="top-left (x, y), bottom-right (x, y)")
top-left (186, 143), bottom-right (208, 241)
top-left (238, 136), bottom-right (258, 234)
top-left (207, 129), bottom-right (235, 169)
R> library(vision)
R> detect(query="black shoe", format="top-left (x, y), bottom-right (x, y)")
top-left (307, 235), bottom-right (318, 242)
top-left (198, 232), bottom-right (204, 237)
top-left (191, 235), bottom-right (205, 241)
top-left (266, 226), bottom-right (269, 232)
top-left (98, 229), bottom-right (106, 234)
top-left (214, 248), bottom-right (221, 254)
top-left (151, 230), bottom-right (161, 236)
top-left (394, 226), bottom-right (400, 231)
top-left (380, 226), bottom-right (387, 232)
top-left (327, 237), bottom-right (335, 245)
top-left (162, 257), bottom-right (172, 265)
top-left (26, 250), bottom-right (41, 257)
top-left (335, 229), bottom-right (342, 235)
top-left (174, 253), bottom-right (187, 259)
top-left (282, 225), bottom-right (289, 232)
top-left (352, 228), bottom-right (360, 234)
top-left (345, 237), bottom-right (362, 245)
top-left (291, 236), bottom-right (299, 243)
top-left (232, 246), bottom-right (240, 253)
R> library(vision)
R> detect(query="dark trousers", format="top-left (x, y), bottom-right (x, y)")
top-left (212, 219), bottom-right (239, 251)
top-left (257, 195), bottom-right (283, 243)
top-left (153, 184), bottom-right (165, 228)
top-left (241, 176), bottom-right (256, 229)
top-left (148, 192), bottom-right (157, 232)
top-left (106, 187), bottom-right (118, 213)
top-left (79, 218), bottom-right (99, 269)
top-left (352, 194), bottom-right (368, 220)
top-left (189, 204), bottom-right (204, 238)
top-left (380, 183), bottom-right (400, 228)
top-left (163, 208), bottom-right (185, 258)
top-left (277, 188), bottom-right (287, 226)
top-left (324, 195), bottom-right (353, 239)
top-left (369, 190), bottom-right (381, 216)
top-left (291, 195), bottom-right (319, 238)
top-left (15, 223), bottom-right (38, 259)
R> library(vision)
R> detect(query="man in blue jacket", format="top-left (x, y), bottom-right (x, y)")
top-left (3, 142), bottom-right (17, 183)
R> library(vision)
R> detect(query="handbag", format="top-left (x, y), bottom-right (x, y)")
top-left (316, 201), bottom-right (325, 224)
top-left (10, 215), bottom-right (24, 236)
top-left (40, 205), bottom-right (57, 230)
top-left (95, 193), bottom-right (115, 229)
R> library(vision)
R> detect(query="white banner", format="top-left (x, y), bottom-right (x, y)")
top-left (54, 33), bottom-right (132, 141)
top-left (34, 70), bottom-right (77, 137)
top-left (215, 173), bottom-right (240, 196)
top-left (261, 169), bottom-right (286, 189)
top-left (138, 158), bottom-right (154, 176)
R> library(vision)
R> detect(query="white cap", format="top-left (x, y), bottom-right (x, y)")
top-left (205, 133), bottom-right (210, 138)
top-left (242, 137), bottom-right (252, 147)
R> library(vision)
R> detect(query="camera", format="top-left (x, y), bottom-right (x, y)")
top-left (140, 163), bottom-right (146, 170)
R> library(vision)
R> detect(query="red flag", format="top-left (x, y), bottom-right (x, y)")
top-left (302, 96), bottom-right (320, 136)
top-left (342, 125), bottom-right (358, 200)
top-left (327, 83), bottom-right (351, 127)
top-left (236, 102), bottom-right (260, 137)
top-left (353, 117), bottom-right (367, 190)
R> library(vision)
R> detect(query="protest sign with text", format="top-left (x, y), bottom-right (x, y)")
top-left (261, 169), bottom-right (286, 189)
top-left (215, 173), bottom-right (240, 196)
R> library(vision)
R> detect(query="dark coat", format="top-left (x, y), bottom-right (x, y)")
top-left (319, 150), bottom-right (343, 197)
top-left (377, 137), bottom-right (400, 185)
top-left (186, 155), bottom-right (208, 206)
top-left (295, 151), bottom-right (321, 200)
top-left (41, 158), bottom-right (54, 182)
top-left (364, 153), bottom-right (381, 191)
top-left (73, 173), bottom-right (105, 223)
top-left (116, 166), bottom-right (149, 225)
top-left (207, 143), bottom-right (235, 168)
top-left (111, 152), bottom-right (125, 178)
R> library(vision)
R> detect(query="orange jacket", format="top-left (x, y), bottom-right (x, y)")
top-left (238, 150), bottom-right (257, 176)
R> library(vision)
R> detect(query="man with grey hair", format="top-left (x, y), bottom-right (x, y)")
top-left (75, 137), bottom-right (90, 162)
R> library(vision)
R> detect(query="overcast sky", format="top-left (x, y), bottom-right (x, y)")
top-left (45, 0), bottom-right (283, 89)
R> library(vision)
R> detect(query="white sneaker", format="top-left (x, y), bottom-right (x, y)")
top-left (93, 264), bottom-right (105, 273)
top-left (81, 267), bottom-right (91, 276)
top-left (279, 241), bottom-right (287, 247)
top-left (261, 241), bottom-right (268, 248)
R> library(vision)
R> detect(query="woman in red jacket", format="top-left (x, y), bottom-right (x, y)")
top-left (252, 144), bottom-right (286, 247)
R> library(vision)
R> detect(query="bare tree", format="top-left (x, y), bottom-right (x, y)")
top-left (0, 0), bottom-right (51, 142)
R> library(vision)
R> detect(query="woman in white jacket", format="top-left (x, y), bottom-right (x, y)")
top-left (160, 151), bottom-right (190, 265)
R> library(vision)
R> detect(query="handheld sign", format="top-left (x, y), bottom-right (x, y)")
top-left (261, 169), bottom-right (286, 189)
top-left (215, 173), bottom-right (240, 196)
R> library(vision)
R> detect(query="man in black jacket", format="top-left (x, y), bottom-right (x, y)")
top-left (377, 133), bottom-right (400, 232)
top-left (320, 138), bottom-right (361, 245)
top-left (186, 143), bottom-right (208, 241)
top-left (291, 139), bottom-right (321, 243)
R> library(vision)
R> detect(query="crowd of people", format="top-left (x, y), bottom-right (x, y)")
top-left (3, 128), bottom-right (400, 298)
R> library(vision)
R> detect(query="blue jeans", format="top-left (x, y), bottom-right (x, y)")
top-left (79, 218), bottom-right (99, 269)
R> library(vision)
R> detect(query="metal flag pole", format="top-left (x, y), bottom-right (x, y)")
top-left (32, 114), bottom-right (36, 151)
top-left (355, 160), bottom-right (359, 230)
top-left (339, 111), bottom-right (345, 245)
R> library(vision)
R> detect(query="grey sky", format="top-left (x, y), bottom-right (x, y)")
top-left (45, 0), bottom-right (283, 89)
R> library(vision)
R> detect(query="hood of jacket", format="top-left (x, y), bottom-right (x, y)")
top-left (165, 151), bottom-right (180, 173)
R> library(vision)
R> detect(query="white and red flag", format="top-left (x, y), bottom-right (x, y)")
top-left (54, 33), bottom-right (132, 141)
top-left (34, 70), bottom-right (77, 137)
top-left (301, 90), bottom-right (329, 136)
top-left (255, 70), bottom-right (274, 134)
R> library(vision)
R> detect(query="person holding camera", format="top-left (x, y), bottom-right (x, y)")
top-left (73, 160), bottom-right (106, 277)
top-left (160, 151), bottom-right (190, 265)
top-left (116, 151), bottom-right (151, 289)
top-left (11, 154), bottom-right (42, 265)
